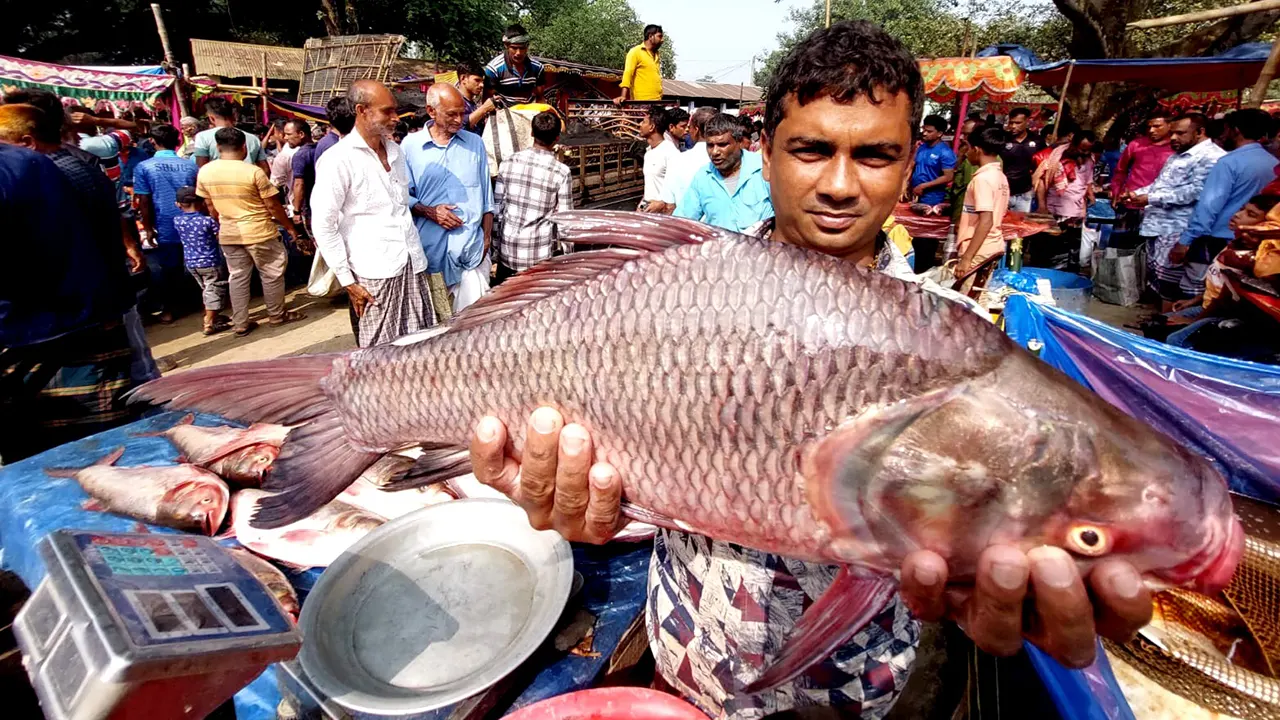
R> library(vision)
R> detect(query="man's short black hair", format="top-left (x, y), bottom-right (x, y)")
top-left (176, 186), bottom-right (200, 204)
top-left (738, 114), bottom-right (755, 133)
top-left (326, 96), bottom-right (356, 135)
top-left (204, 97), bottom-right (235, 121)
top-left (455, 62), bottom-right (483, 79)
top-left (2, 88), bottom-right (65, 144)
top-left (408, 110), bottom-right (429, 131)
top-left (504, 23), bottom-right (530, 44)
top-left (665, 107), bottom-right (689, 129)
top-left (1225, 108), bottom-right (1274, 141)
top-left (644, 24), bottom-right (663, 41)
top-left (1008, 107), bottom-right (1031, 120)
top-left (922, 114), bottom-right (948, 133)
top-left (1073, 128), bottom-right (1096, 145)
top-left (647, 105), bottom-right (671, 135)
top-left (764, 20), bottom-right (923, 138)
top-left (1148, 110), bottom-right (1172, 123)
top-left (969, 126), bottom-right (1007, 155)
top-left (151, 124), bottom-right (181, 150)
top-left (704, 113), bottom-right (745, 141)
top-left (1173, 112), bottom-right (1207, 135)
top-left (1247, 194), bottom-right (1280, 214)
top-left (285, 118), bottom-right (312, 138)
top-left (214, 126), bottom-right (245, 150)
top-left (531, 111), bottom-right (562, 145)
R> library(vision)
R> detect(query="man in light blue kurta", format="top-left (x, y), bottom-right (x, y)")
top-left (403, 84), bottom-right (494, 313)
top-left (674, 113), bottom-right (772, 233)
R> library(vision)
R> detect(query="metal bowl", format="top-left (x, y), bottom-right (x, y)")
top-left (298, 498), bottom-right (574, 715)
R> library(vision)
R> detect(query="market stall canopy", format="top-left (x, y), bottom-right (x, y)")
top-left (0, 54), bottom-right (173, 102)
top-left (982, 41), bottom-right (1274, 92)
top-left (70, 65), bottom-right (167, 75)
top-left (918, 56), bottom-right (1025, 102)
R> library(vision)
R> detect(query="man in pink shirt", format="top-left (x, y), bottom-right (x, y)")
top-left (1111, 113), bottom-right (1175, 242)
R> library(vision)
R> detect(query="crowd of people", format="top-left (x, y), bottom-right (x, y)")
top-left (2, 15), bottom-right (1274, 720)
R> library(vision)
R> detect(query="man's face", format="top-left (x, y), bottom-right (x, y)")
top-left (283, 123), bottom-right (306, 148)
top-left (181, 122), bottom-right (198, 138)
top-left (920, 124), bottom-right (942, 144)
top-left (506, 43), bottom-right (529, 65)
top-left (1230, 202), bottom-right (1267, 234)
top-left (650, 32), bottom-right (664, 50)
top-left (706, 132), bottom-right (742, 173)
top-left (428, 92), bottom-right (466, 136)
top-left (459, 74), bottom-right (484, 97)
top-left (1075, 138), bottom-right (1095, 157)
top-left (358, 87), bottom-right (400, 138)
top-left (762, 91), bottom-right (913, 261)
top-left (1169, 118), bottom-right (1199, 153)
top-left (670, 119), bottom-right (688, 140)
top-left (1148, 117), bottom-right (1171, 142)
top-left (639, 114), bottom-right (655, 137)
top-left (1006, 113), bottom-right (1028, 137)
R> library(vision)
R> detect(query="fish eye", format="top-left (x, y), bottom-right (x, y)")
top-left (201, 497), bottom-right (212, 504)
top-left (1066, 525), bottom-right (1111, 557)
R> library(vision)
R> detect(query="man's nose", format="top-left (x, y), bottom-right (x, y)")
top-left (816, 155), bottom-right (860, 204)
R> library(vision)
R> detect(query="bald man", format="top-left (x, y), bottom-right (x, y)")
top-left (311, 80), bottom-right (436, 346)
top-left (403, 82), bottom-right (494, 315)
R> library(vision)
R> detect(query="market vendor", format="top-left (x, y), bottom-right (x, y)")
top-left (468, 20), bottom-right (1153, 720)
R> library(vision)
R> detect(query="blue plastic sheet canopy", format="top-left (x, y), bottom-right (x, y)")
top-left (980, 42), bottom-right (1274, 92)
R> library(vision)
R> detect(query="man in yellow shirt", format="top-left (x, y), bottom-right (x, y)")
top-left (616, 24), bottom-right (664, 104)
top-left (195, 127), bottom-right (304, 335)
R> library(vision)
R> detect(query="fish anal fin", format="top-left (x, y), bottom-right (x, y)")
top-left (252, 417), bottom-right (380, 529)
top-left (743, 569), bottom-right (898, 695)
top-left (620, 502), bottom-right (705, 535)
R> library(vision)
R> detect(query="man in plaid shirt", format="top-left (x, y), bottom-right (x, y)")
top-left (493, 111), bottom-right (573, 283)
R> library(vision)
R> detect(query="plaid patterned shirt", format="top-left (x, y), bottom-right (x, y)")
top-left (494, 147), bottom-right (573, 271)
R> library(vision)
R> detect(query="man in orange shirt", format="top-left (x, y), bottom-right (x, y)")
top-left (956, 125), bottom-right (1011, 279)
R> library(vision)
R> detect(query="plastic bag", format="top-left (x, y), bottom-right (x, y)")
top-left (453, 255), bottom-right (492, 313)
top-left (306, 253), bottom-right (342, 298)
top-left (1079, 224), bottom-right (1100, 267)
top-left (1091, 245), bottom-right (1145, 306)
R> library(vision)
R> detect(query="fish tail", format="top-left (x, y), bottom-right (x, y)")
top-left (128, 355), bottom-right (381, 529)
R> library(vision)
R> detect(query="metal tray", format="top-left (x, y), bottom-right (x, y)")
top-left (298, 498), bottom-right (574, 715)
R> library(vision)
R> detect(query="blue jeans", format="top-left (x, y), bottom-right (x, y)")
top-left (1009, 190), bottom-right (1034, 213)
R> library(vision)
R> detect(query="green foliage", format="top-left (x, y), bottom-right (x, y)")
top-left (752, 0), bottom-right (1071, 89)
top-left (522, 0), bottom-right (676, 76)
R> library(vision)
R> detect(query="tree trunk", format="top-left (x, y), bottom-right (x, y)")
top-left (319, 0), bottom-right (344, 36)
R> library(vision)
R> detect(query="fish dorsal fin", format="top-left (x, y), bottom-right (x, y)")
top-left (450, 211), bottom-right (738, 333)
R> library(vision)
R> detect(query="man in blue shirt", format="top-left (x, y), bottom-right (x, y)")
top-left (675, 113), bottom-right (773, 233)
top-left (909, 114), bottom-right (956, 207)
top-left (1174, 109), bottom-right (1278, 297)
top-left (404, 83), bottom-right (494, 315)
top-left (0, 141), bottom-right (141, 461)
top-left (135, 124), bottom-right (199, 322)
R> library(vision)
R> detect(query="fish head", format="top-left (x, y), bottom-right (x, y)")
top-left (220, 443), bottom-right (279, 483)
top-left (160, 478), bottom-right (231, 536)
top-left (810, 353), bottom-right (1242, 595)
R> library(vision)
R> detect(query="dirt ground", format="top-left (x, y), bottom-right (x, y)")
top-left (144, 287), bottom-right (357, 373)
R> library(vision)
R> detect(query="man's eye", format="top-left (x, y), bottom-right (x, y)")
top-left (790, 148), bottom-right (825, 161)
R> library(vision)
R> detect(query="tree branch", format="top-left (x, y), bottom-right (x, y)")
top-left (1154, 10), bottom-right (1280, 58)
top-left (1052, 0), bottom-right (1109, 57)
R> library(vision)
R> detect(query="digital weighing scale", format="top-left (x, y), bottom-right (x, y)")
top-left (14, 530), bottom-right (302, 720)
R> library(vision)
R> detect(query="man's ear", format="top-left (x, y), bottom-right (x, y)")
top-left (760, 131), bottom-right (771, 183)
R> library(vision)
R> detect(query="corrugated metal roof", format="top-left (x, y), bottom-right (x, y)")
top-left (190, 39), bottom-right (304, 80)
top-left (663, 79), bottom-right (761, 103)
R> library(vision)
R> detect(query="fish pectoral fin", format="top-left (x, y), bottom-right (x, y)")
top-left (253, 415), bottom-right (382, 529)
top-left (620, 502), bottom-right (703, 534)
top-left (742, 568), bottom-right (898, 695)
top-left (81, 499), bottom-right (106, 512)
top-left (375, 444), bottom-right (472, 491)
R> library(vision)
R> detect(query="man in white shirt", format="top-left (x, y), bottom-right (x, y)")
top-left (639, 106), bottom-right (681, 213)
top-left (312, 80), bottom-right (435, 347)
top-left (660, 106), bottom-right (717, 214)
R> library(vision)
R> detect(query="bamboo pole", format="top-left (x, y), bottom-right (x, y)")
top-left (262, 52), bottom-right (270, 123)
top-left (1128, 0), bottom-right (1280, 29)
top-left (150, 3), bottom-right (189, 118)
top-left (825, 0), bottom-right (832, 27)
top-left (1247, 39), bottom-right (1280, 108)
top-left (1051, 61), bottom-right (1075, 141)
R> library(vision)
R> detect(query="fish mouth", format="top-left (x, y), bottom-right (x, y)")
top-left (1163, 515), bottom-right (1245, 595)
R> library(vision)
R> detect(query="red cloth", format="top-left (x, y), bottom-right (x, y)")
top-left (1110, 136), bottom-right (1175, 203)
top-left (892, 202), bottom-right (1051, 240)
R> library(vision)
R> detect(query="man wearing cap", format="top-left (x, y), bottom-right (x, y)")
top-left (485, 24), bottom-right (546, 106)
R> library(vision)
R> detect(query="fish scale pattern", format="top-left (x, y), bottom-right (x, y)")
top-left (333, 236), bottom-right (1011, 561)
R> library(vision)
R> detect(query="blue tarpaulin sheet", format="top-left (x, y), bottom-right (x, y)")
top-left (1003, 293), bottom-right (1280, 720)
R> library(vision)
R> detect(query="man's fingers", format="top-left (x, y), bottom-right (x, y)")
top-left (899, 551), bottom-right (949, 621)
top-left (519, 407), bottom-right (563, 529)
top-left (469, 416), bottom-right (518, 494)
top-left (582, 463), bottom-right (622, 544)
top-left (551, 424), bottom-right (593, 537)
top-left (965, 545), bottom-right (1030, 657)
top-left (1089, 559), bottom-right (1152, 644)
top-left (1026, 546), bottom-right (1097, 668)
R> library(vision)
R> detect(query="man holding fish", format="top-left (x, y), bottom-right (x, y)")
top-left (467, 21), bottom-right (1157, 718)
